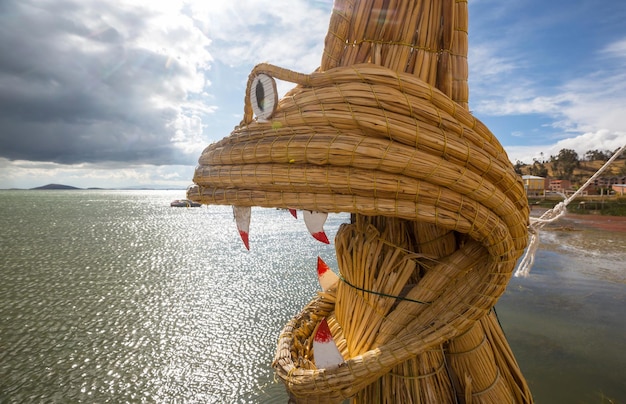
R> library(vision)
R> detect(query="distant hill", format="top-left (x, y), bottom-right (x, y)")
top-left (577, 159), bottom-right (626, 177)
top-left (518, 159), bottom-right (625, 179)
top-left (31, 183), bottom-right (82, 190)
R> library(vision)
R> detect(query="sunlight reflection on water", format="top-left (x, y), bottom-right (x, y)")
top-left (499, 218), bottom-right (626, 403)
top-left (0, 190), bottom-right (342, 403)
top-left (0, 190), bottom-right (624, 403)
top-left (537, 220), bottom-right (626, 283)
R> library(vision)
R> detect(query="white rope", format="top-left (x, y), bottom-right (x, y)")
top-left (514, 142), bottom-right (626, 277)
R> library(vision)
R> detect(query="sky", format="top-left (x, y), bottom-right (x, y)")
top-left (0, 0), bottom-right (625, 189)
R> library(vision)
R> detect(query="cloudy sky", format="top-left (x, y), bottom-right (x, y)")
top-left (1, 0), bottom-right (625, 189)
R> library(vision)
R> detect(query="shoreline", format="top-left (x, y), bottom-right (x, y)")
top-left (530, 207), bottom-right (626, 232)
top-left (560, 212), bottom-right (626, 232)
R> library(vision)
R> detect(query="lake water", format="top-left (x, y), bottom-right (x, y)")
top-left (0, 190), bottom-right (624, 403)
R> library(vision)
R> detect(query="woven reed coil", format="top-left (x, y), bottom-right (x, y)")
top-left (189, 0), bottom-right (531, 402)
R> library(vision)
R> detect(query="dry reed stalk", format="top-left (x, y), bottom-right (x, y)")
top-left (321, 0), bottom-right (355, 71)
top-left (426, 0), bottom-right (443, 62)
top-left (276, 293), bottom-right (336, 376)
top-left (415, 0), bottom-right (442, 83)
top-left (407, 222), bottom-right (458, 400)
top-left (366, 221), bottom-right (458, 402)
top-left (411, 0), bottom-right (430, 80)
top-left (451, 1), bottom-right (468, 108)
top-left (204, 150), bottom-right (523, 231)
top-left (436, 0), bottom-right (453, 98)
top-left (320, 219), bottom-right (504, 402)
top-left (198, 131), bottom-right (527, 239)
top-left (326, 312), bottom-right (350, 358)
top-left (210, 113), bottom-right (512, 190)
top-left (395, 256), bottom-right (498, 340)
top-left (235, 62), bottom-right (504, 155)
top-left (480, 311), bottom-right (533, 403)
top-left (353, 348), bottom-right (454, 403)
top-left (398, 1), bottom-right (421, 74)
top-left (334, 218), bottom-right (418, 357)
top-left (223, 64), bottom-right (525, 208)
top-left (378, 0), bottom-right (403, 70)
top-left (373, 242), bottom-right (486, 340)
top-left (446, 319), bottom-right (517, 403)
top-left (193, 163), bottom-right (526, 252)
top-left (355, 0), bottom-right (385, 64)
top-left (341, 0), bottom-right (372, 65)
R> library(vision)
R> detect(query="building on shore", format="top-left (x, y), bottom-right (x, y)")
top-left (522, 175), bottom-right (548, 197)
top-left (612, 184), bottom-right (626, 195)
top-left (594, 176), bottom-right (626, 188)
top-left (548, 179), bottom-right (571, 194)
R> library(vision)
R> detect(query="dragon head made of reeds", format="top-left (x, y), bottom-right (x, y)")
top-left (189, 61), bottom-right (528, 262)
top-left (188, 0), bottom-right (531, 402)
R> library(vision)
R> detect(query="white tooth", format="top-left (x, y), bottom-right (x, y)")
top-left (233, 206), bottom-right (251, 250)
top-left (313, 318), bottom-right (343, 369)
top-left (317, 256), bottom-right (339, 291)
top-left (303, 210), bottom-right (329, 244)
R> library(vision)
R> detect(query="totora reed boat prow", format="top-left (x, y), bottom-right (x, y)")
top-left (187, 1), bottom-right (533, 402)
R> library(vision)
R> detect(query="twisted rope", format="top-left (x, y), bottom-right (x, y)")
top-left (515, 142), bottom-right (626, 277)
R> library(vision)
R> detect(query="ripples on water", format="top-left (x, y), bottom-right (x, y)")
top-left (498, 219), bottom-right (626, 403)
top-left (1, 190), bottom-right (624, 403)
top-left (0, 190), bottom-right (342, 403)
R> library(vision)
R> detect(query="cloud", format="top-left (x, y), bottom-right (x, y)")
top-left (189, 1), bottom-right (329, 71)
top-left (187, 1), bottom-right (330, 102)
top-left (0, 0), bottom-right (332, 188)
top-left (469, 23), bottom-right (626, 164)
top-left (0, 157), bottom-right (195, 189)
top-left (0, 0), bottom-right (213, 165)
top-left (1, 0), bottom-right (624, 189)
top-left (506, 130), bottom-right (625, 164)
top-left (602, 38), bottom-right (626, 58)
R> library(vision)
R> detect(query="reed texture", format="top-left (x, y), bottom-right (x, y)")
top-left (188, 0), bottom-right (531, 402)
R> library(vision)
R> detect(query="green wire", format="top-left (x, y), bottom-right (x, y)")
top-left (338, 274), bottom-right (432, 305)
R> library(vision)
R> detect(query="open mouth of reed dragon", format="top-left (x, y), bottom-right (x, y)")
top-left (188, 62), bottom-right (528, 259)
top-left (187, 62), bottom-right (530, 400)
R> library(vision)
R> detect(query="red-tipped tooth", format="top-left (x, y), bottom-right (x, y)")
top-left (313, 318), bottom-right (343, 369)
top-left (232, 206), bottom-right (251, 250)
top-left (303, 210), bottom-right (329, 244)
top-left (288, 209), bottom-right (298, 219)
top-left (317, 257), bottom-right (339, 291)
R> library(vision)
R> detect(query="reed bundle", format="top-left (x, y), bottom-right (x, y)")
top-left (191, 64), bottom-right (529, 259)
top-left (322, 0), bottom-right (468, 109)
top-left (334, 217), bottom-right (417, 357)
top-left (189, 0), bottom-right (532, 401)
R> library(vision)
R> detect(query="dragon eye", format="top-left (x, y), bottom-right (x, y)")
top-left (250, 73), bottom-right (277, 121)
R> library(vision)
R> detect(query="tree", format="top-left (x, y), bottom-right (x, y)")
top-left (550, 149), bottom-right (579, 179)
top-left (514, 160), bottom-right (525, 175)
top-left (529, 160), bottom-right (548, 177)
top-left (585, 149), bottom-right (611, 161)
